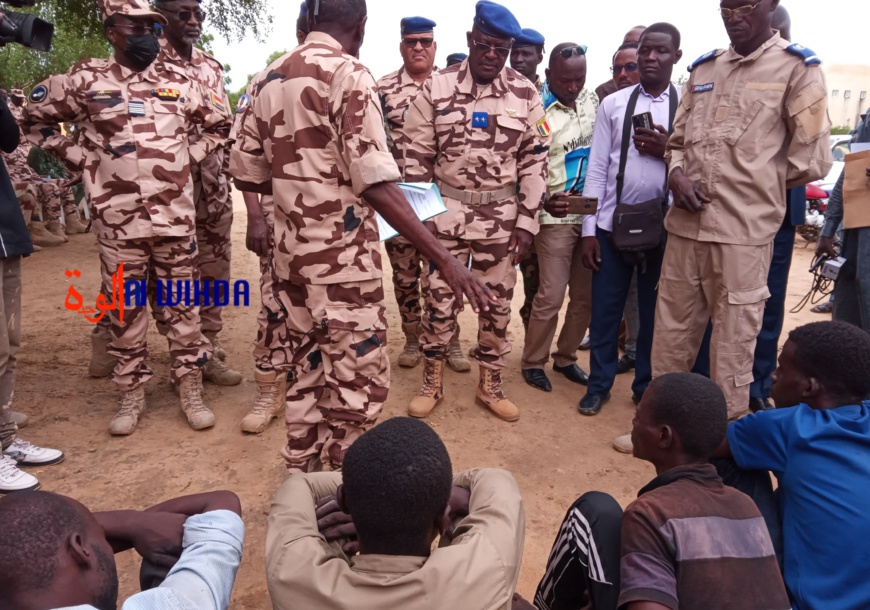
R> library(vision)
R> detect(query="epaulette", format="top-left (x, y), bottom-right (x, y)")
top-left (687, 49), bottom-right (720, 73)
top-left (785, 43), bottom-right (821, 66)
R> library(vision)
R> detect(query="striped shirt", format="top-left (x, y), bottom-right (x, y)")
top-left (619, 464), bottom-right (790, 610)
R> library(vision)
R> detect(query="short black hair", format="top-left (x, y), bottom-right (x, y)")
top-left (640, 22), bottom-right (681, 51)
top-left (306, 0), bottom-right (366, 29)
top-left (0, 491), bottom-right (88, 600)
top-left (342, 417), bottom-right (452, 546)
top-left (645, 373), bottom-right (728, 460)
top-left (297, 14), bottom-right (310, 34)
top-left (789, 321), bottom-right (870, 399)
top-left (613, 42), bottom-right (638, 64)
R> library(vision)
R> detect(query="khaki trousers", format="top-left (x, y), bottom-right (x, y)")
top-left (521, 224), bottom-right (592, 369)
top-left (652, 234), bottom-right (772, 419)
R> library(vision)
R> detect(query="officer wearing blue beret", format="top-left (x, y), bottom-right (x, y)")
top-left (446, 52), bottom-right (467, 67)
top-left (511, 28), bottom-right (545, 91)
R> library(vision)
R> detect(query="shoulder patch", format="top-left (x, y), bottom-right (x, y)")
top-left (236, 93), bottom-right (251, 114)
top-left (29, 85), bottom-right (48, 104)
top-left (687, 49), bottom-right (720, 73)
top-left (785, 43), bottom-right (821, 66)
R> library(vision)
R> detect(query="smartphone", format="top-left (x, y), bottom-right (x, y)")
top-left (565, 196), bottom-right (598, 216)
top-left (632, 112), bottom-right (654, 132)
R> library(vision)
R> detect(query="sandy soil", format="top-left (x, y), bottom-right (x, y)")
top-left (14, 193), bottom-right (826, 607)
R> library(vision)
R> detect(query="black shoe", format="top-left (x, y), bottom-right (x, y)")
top-left (554, 363), bottom-right (589, 385)
top-left (522, 368), bottom-right (552, 392)
top-left (749, 397), bottom-right (774, 412)
top-left (578, 392), bottom-right (610, 416)
top-left (616, 354), bottom-right (636, 375)
top-left (631, 393), bottom-right (642, 406)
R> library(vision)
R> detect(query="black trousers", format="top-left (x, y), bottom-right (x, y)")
top-left (534, 492), bottom-right (623, 610)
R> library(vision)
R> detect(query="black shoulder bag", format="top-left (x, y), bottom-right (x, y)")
top-left (610, 84), bottom-right (678, 268)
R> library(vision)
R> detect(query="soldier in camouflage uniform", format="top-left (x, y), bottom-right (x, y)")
top-left (231, 0), bottom-right (490, 473)
top-left (26, 145), bottom-right (89, 236)
top-left (23, 0), bottom-right (231, 435)
top-left (377, 17), bottom-right (471, 374)
top-left (403, 0), bottom-right (550, 423)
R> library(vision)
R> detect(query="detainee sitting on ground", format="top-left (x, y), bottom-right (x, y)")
top-left (0, 490), bottom-right (244, 610)
top-left (265, 416), bottom-right (525, 610)
top-left (516, 372), bottom-right (789, 610)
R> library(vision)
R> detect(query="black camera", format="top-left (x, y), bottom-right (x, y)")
top-left (0, 0), bottom-right (53, 52)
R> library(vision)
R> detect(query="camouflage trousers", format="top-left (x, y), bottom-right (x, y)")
top-left (97, 236), bottom-right (211, 391)
top-left (0, 257), bottom-right (22, 451)
top-left (13, 182), bottom-right (37, 215)
top-left (13, 178), bottom-right (77, 221)
top-left (518, 244), bottom-right (539, 328)
top-left (253, 196), bottom-right (293, 372)
top-left (421, 237), bottom-right (517, 370)
top-left (384, 234), bottom-right (422, 328)
top-left (274, 278), bottom-right (388, 473)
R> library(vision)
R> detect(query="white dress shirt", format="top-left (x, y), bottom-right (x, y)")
top-left (582, 83), bottom-right (680, 237)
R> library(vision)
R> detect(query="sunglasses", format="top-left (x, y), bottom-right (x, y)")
top-left (162, 8), bottom-right (207, 23)
top-left (611, 62), bottom-right (638, 74)
top-left (402, 37), bottom-right (434, 49)
top-left (109, 22), bottom-right (162, 36)
top-left (559, 45), bottom-right (588, 59)
top-left (471, 37), bottom-right (511, 59)
top-left (719, 2), bottom-right (760, 19)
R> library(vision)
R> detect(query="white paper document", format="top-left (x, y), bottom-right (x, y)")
top-left (376, 183), bottom-right (448, 241)
top-left (851, 142), bottom-right (870, 154)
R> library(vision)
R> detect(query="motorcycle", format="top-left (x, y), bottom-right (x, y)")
top-left (797, 183), bottom-right (830, 243)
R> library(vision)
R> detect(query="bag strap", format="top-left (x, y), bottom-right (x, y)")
top-left (615, 84), bottom-right (680, 205)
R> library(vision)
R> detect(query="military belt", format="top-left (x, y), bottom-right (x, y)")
top-left (436, 181), bottom-right (516, 206)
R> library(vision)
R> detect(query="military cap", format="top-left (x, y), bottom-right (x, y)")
top-left (473, 0), bottom-right (521, 41)
top-left (9, 89), bottom-right (24, 99)
top-left (514, 28), bottom-right (545, 48)
top-left (299, 1), bottom-right (307, 18)
top-left (445, 52), bottom-right (468, 66)
top-left (401, 16), bottom-right (436, 35)
top-left (99, 0), bottom-right (167, 25)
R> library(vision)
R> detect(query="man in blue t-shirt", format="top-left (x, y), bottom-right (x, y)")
top-left (717, 321), bottom-right (870, 610)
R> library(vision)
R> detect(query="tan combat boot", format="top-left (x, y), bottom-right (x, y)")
top-left (179, 370), bottom-right (215, 430)
top-left (45, 220), bottom-right (69, 242)
top-left (109, 386), bottom-right (146, 435)
top-left (476, 366), bottom-right (519, 422)
top-left (204, 330), bottom-right (226, 361)
top-left (89, 328), bottom-right (116, 378)
top-left (29, 221), bottom-right (65, 247)
top-left (203, 355), bottom-right (243, 386)
top-left (409, 357), bottom-right (445, 418)
top-left (446, 323), bottom-right (471, 372)
top-left (397, 322), bottom-right (422, 368)
top-left (64, 215), bottom-right (89, 234)
top-left (241, 368), bottom-right (287, 434)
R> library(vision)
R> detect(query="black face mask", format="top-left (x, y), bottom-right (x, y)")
top-left (123, 33), bottom-right (160, 70)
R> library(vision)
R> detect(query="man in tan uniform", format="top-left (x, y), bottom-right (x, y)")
top-left (23, 0), bottom-right (231, 434)
top-left (653, 0), bottom-right (832, 419)
top-left (266, 417), bottom-right (524, 610)
top-left (403, 0), bottom-right (550, 422)
top-left (377, 17), bottom-right (470, 374)
top-left (230, 0), bottom-right (490, 472)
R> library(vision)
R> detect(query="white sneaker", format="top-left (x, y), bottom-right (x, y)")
top-left (612, 433), bottom-right (633, 454)
top-left (4, 437), bottom-right (65, 466)
top-left (0, 455), bottom-right (40, 493)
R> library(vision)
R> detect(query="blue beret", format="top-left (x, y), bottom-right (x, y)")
top-left (514, 28), bottom-right (545, 47)
top-left (446, 52), bottom-right (468, 63)
top-left (299, 1), bottom-right (307, 18)
top-left (401, 16), bottom-right (437, 35)
top-left (474, 1), bottom-right (521, 41)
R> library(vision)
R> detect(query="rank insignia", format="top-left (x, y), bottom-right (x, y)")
top-left (210, 91), bottom-right (226, 111)
top-left (152, 88), bottom-right (181, 101)
top-left (236, 93), bottom-right (251, 114)
top-left (128, 100), bottom-right (146, 116)
top-left (536, 117), bottom-right (551, 137)
top-left (472, 112), bottom-right (489, 128)
top-left (505, 108), bottom-right (516, 116)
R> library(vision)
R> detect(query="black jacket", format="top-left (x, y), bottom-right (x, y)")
top-left (0, 97), bottom-right (33, 258)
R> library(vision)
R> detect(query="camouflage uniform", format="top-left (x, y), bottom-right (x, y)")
top-left (230, 33), bottom-right (400, 472)
top-left (403, 60), bottom-right (549, 370)
top-left (152, 39), bottom-right (233, 339)
top-left (23, 55), bottom-right (230, 390)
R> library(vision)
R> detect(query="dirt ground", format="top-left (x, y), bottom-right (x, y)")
top-left (14, 192), bottom-right (827, 607)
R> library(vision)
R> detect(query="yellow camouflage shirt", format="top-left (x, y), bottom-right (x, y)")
top-left (23, 55), bottom-right (230, 240)
top-left (376, 66), bottom-right (433, 173)
top-left (667, 33), bottom-right (833, 245)
top-left (229, 32), bottom-right (401, 285)
top-left (402, 61), bottom-right (550, 241)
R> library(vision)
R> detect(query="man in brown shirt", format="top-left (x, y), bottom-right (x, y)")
top-left (267, 417), bottom-right (524, 610)
top-left (653, 0), bottom-right (832, 419)
top-left (594, 26), bottom-right (645, 102)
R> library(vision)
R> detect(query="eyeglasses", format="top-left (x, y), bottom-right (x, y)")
top-left (559, 45), bottom-right (587, 59)
top-left (611, 62), bottom-right (638, 74)
top-left (109, 22), bottom-right (161, 36)
top-left (471, 37), bottom-right (511, 59)
top-left (719, 3), bottom-right (760, 19)
top-left (161, 8), bottom-right (207, 23)
top-left (402, 37), bottom-right (434, 49)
